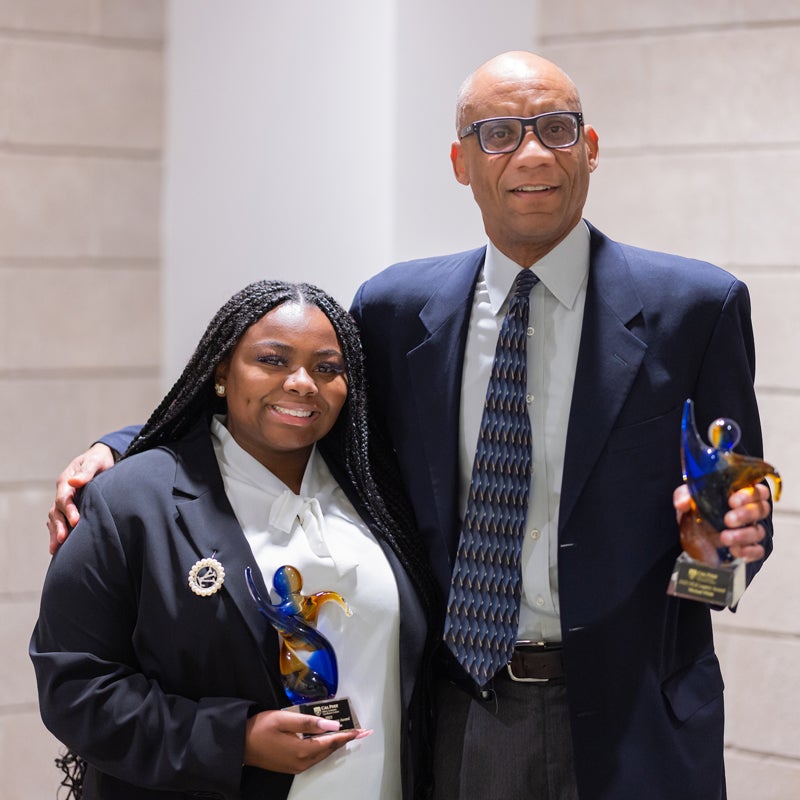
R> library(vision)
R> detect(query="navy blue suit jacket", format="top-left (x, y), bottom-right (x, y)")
top-left (350, 223), bottom-right (773, 800)
top-left (31, 422), bottom-right (428, 800)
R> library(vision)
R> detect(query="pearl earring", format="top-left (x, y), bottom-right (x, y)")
top-left (214, 383), bottom-right (226, 397)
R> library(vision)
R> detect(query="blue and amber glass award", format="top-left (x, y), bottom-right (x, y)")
top-left (245, 565), bottom-right (358, 731)
top-left (667, 399), bottom-right (781, 607)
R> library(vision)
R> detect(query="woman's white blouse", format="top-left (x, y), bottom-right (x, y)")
top-left (210, 417), bottom-right (402, 800)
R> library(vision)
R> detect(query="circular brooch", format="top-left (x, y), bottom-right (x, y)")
top-left (188, 557), bottom-right (225, 597)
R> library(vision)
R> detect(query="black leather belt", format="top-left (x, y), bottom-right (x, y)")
top-left (506, 641), bottom-right (564, 682)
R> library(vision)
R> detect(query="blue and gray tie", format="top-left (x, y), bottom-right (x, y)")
top-left (443, 268), bottom-right (539, 687)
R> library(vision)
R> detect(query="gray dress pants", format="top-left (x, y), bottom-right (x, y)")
top-left (432, 673), bottom-right (579, 800)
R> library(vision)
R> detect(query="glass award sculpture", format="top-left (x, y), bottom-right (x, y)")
top-left (668, 398), bottom-right (781, 607)
top-left (245, 565), bottom-right (358, 730)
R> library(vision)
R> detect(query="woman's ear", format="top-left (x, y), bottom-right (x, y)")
top-left (214, 361), bottom-right (229, 394)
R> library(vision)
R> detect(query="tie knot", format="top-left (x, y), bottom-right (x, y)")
top-left (514, 269), bottom-right (539, 297)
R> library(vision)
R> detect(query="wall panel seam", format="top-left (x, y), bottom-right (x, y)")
top-left (540, 19), bottom-right (800, 46)
top-left (0, 29), bottom-right (163, 51)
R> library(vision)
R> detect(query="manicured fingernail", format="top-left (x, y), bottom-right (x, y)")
top-left (317, 719), bottom-right (340, 732)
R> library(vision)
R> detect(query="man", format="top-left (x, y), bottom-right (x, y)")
top-left (349, 52), bottom-right (773, 800)
top-left (50, 52), bottom-right (772, 799)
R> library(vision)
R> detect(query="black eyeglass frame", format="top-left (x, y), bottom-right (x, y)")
top-left (459, 111), bottom-right (584, 154)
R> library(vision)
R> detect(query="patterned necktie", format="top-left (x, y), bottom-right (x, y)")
top-left (443, 268), bottom-right (539, 687)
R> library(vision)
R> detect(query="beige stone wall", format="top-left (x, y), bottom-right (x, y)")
top-left (4, 1), bottom-right (798, 797)
top-left (537, 2), bottom-right (800, 797)
top-left (0, 1), bottom-right (164, 795)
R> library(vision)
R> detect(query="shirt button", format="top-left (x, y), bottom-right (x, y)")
top-left (526, 393), bottom-right (534, 404)
top-left (530, 529), bottom-right (541, 540)
top-left (535, 595), bottom-right (545, 607)
top-left (527, 326), bottom-right (534, 336)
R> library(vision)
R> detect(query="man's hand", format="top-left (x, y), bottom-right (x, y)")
top-left (673, 482), bottom-right (771, 564)
top-left (47, 443), bottom-right (116, 554)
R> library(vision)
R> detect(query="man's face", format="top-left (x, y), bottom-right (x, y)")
top-left (451, 56), bottom-right (599, 267)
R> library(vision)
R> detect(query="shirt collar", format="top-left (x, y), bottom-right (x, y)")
top-left (484, 220), bottom-right (591, 315)
top-left (210, 415), bottom-right (358, 575)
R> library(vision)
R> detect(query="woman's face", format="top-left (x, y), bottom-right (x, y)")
top-left (214, 302), bottom-right (348, 487)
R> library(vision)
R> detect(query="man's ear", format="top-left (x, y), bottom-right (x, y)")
top-left (585, 126), bottom-right (599, 173)
top-left (451, 140), bottom-right (470, 186)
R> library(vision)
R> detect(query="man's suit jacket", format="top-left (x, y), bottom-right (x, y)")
top-left (31, 421), bottom-right (428, 800)
top-left (350, 222), bottom-right (773, 800)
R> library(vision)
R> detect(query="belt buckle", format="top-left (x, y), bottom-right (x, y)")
top-left (506, 640), bottom-right (550, 683)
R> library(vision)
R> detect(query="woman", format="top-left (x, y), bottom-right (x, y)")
top-left (30, 281), bottom-right (438, 800)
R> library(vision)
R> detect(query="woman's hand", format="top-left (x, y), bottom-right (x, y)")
top-left (243, 709), bottom-right (371, 774)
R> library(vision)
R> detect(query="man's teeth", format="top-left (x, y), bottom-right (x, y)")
top-left (515, 185), bottom-right (550, 192)
top-left (275, 406), bottom-right (314, 418)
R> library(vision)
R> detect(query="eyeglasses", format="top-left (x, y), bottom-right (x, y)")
top-left (459, 111), bottom-right (584, 154)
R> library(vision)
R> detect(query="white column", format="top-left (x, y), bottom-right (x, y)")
top-left (164, 0), bottom-right (538, 381)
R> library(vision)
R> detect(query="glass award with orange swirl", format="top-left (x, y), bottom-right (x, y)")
top-left (668, 399), bottom-right (781, 607)
top-left (245, 565), bottom-right (359, 732)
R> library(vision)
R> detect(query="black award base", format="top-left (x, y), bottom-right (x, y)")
top-left (667, 551), bottom-right (746, 609)
top-left (287, 697), bottom-right (359, 737)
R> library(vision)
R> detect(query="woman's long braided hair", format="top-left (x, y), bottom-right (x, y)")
top-left (125, 279), bottom-right (438, 615)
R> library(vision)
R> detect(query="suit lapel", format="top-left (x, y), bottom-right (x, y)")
top-left (560, 226), bottom-right (647, 532)
top-left (395, 235), bottom-right (647, 568)
top-left (171, 424), bottom-right (285, 702)
top-left (407, 248), bottom-right (485, 562)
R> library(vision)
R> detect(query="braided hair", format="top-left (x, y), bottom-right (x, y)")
top-left (125, 279), bottom-right (439, 621)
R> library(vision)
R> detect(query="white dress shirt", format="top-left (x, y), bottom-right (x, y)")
top-left (210, 416), bottom-right (402, 800)
top-left (459, 222), bottom-right (590, 642)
